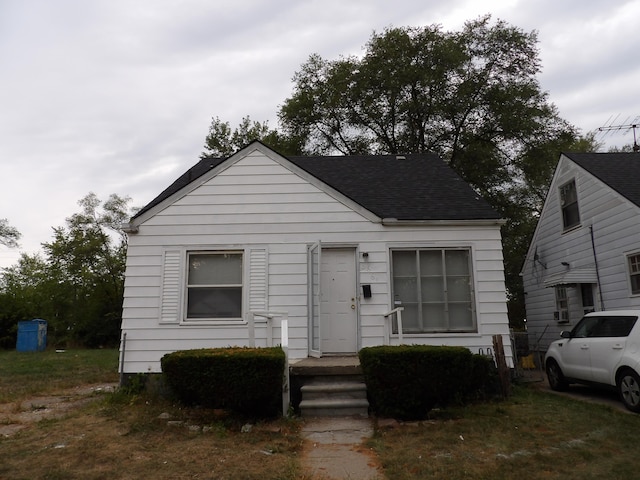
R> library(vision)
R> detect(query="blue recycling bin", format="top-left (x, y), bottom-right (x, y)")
top-left (16, 319), bottom-right (47, 352)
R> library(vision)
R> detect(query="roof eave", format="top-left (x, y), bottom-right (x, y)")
top-left (381, 218), bottom-right (506, 227)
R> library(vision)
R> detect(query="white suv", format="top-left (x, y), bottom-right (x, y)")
top-left (545, 310), bottom-right (640, 412)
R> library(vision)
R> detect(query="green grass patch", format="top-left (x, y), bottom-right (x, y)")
top-left (3, 349), bottom-right (640, 479)
top-left (370, 385), bottom-right (640, 479)
top-left (0, 349), bottom-right (119, 402)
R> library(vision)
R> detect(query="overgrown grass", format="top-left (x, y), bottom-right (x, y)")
top-left (0, 349), bottom-right (119, 402)
top-left (1, 392), bottom-right (304, 480)
top-left (3, 350), bottom-right (640, 479)
top-left (369, 385), bottom-right (640, 479)
top-left (0, 348), bottom-right (304, 480)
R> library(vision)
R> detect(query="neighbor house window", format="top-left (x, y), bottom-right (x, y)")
top-left (391, 248), bottom-right (475, 333)
top-left (186, 252), bottom-right (243, 320)
top-left (555, 285), bottom-right (569, 322)
top-left (560, 180), bottom-right (580, 230)
top-left (628, 253), bottom-right (640, 295)
top-left (580, 284), bottom-right (595, 314)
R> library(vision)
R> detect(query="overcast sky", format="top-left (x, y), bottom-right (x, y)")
top-left (1, 0), bottom-right (639, 268)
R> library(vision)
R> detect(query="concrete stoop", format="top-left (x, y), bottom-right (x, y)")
top-left (299, 381), bottom-right (369, 417)
top-left (301, 417), bottom-right (384, 479)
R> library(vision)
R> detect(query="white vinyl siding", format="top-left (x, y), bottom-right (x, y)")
top-left (523, 155), bottom-right (640, 351)
top-left (120, 146), bottom-right (510, 373)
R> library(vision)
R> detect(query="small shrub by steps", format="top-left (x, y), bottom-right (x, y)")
top-left (161, 346), bottom-right (285, 418)
top-left (359, 345), bottom-right (498, 420)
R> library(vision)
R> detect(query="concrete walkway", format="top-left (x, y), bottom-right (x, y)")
top-left (300, 417), bottom-right (384, 479)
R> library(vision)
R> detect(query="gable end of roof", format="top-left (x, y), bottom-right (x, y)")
top-left (129, 141), bottom-right (501, 225)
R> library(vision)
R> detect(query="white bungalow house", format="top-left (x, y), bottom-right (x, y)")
top-left (522, 152), bottom-right (640, 353)
top-left (119, 141), bottom-right (512, 375)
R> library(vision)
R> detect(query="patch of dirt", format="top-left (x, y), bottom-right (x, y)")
top-left (0, 383), bottom-right (117, 438)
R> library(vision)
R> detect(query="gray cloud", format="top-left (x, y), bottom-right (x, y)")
top-left (1, 0), bottom-right (639, 267)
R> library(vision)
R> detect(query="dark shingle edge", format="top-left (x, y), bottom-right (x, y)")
top-left (132, 157), bottom-right (225, 219)
top-left (563, 152), bottom-right (640, 208)
top-left (132, 149), bottom-right (500, 222)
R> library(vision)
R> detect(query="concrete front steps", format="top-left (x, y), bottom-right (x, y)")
top-left (290, 356), bottom-right (370, 417)
top-left (299, 381), bottom-right (369, 417)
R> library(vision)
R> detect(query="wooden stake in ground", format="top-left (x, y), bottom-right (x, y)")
top-left (493, 334), bottom-right (511, 398)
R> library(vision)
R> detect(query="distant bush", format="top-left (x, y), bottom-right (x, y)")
top-left (161, 347), bottom-right (285, 418)
top-left (359, 345), bottom-right (498, 420)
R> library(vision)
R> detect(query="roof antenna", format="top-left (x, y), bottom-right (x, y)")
top-left (598, 116), bottom-right (640, 152)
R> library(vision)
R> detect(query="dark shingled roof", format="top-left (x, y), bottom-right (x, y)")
top-left (134, 157), bottom-right (226, 218)
top-left (287, 154), bottom-right (500, 220)
top-left (563, 152), bottom-right (640, 208)
top-left (134, 148), bottom-right (500, 221)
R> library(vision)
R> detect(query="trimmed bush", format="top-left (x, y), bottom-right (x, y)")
top-left (161, 346), bottom-right (285, 418)
top-left (359, 345), bottom-right (497, 420)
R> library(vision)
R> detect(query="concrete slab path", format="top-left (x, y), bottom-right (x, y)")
top-left (300, 417), bottom-right (384, 479)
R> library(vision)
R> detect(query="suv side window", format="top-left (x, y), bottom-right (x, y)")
top-left (574, 315), bottom-right (638, 338)
top-left (592, 316), bottom-right (638, 337)
top-left (572, 316), bottom-right (601, 338)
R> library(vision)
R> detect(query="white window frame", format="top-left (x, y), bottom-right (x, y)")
top-left (390, 247), bottom-right (477, 334)
top-left (555, 285), bottom-right (569, 323)
top-left (580, 283), bottom-right (596, 314)
top-left (184, 250), bottom-right (244, 321)
top-left (559, 179), bottom-right (580, 231)
top-left (628, 252), bottom-right (640, 296)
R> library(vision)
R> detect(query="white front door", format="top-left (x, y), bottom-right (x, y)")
top-left (320, 248), bottom-right (358, 354)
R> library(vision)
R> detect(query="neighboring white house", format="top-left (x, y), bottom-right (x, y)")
top-left (522, 152), bottom-right (640, 353)
top-left (119, 141), bottom-right (512, 374)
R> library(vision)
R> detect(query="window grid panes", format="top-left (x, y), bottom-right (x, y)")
top-left (186, 252), bottom-right (243, 320)
top-left (629, 253), bottom-right (640, 295)
top-left (555, 285), bottom-right (569, 322)
top-left (560, 180), bottom-right (580, 230)
top-left (391, 248), bottom-right (475, 333)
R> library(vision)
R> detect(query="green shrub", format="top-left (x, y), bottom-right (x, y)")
top-left (161, 347), bottom-right (285, 418)
top-left (359, 345), bottom-right (498, 420)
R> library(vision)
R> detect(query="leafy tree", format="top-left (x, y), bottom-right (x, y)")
top-left (0, 218), bottom-right (21, 248)
top-left (500, 132), bottom-right (599, 327)
top-left (0, 253), bottom-right (51, 348)
top-left (0, 193), bottom-right (133, 348)
top-left (203, 17), bottom-right (599, 327)
top-left (277, 16), bottom-right (594, 327)
top-left (202, 116), bottom-right (272, 157)
top-left (43, 193), bottom-right (131, 347)
top-left (202, 115), bottom-right (303, 158)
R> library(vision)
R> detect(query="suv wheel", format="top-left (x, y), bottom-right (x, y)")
top-left (618, 370), bottom-right (640, 412)
top-left (546, 359), bottom-right (568, 391)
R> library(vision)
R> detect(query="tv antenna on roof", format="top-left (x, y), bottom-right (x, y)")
top-left (597, 115), bottom-right (640, 152)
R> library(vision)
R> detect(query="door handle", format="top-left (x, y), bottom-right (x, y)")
top-left (580, 345), bottom-right (589, 350)
top-left (613, 344), bottom-right (624, 350)
top-left (351, 305), bottom-right (355, 309)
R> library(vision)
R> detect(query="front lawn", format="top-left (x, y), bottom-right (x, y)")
top-left (2, 349), bottom-right (639, 479)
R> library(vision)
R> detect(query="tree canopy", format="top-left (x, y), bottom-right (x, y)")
top-left (201, 16), bottom-right (599, 327)
top-left (0, 193), bottom-right (133, 348)
top-left (202, 115), bottom-right (303, 158)
top-left (0, 218), bottom-right (21, 248)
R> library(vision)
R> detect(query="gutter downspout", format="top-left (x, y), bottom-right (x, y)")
top-left (119, 332), bottom-right (127, 386)
top-left (590, 226), bottom-right (605, 311)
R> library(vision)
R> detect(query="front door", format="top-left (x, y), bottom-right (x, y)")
top-left (320, 248), bottom-right (358, 354)
top-left (308, 245), bottom-right (358, 355)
